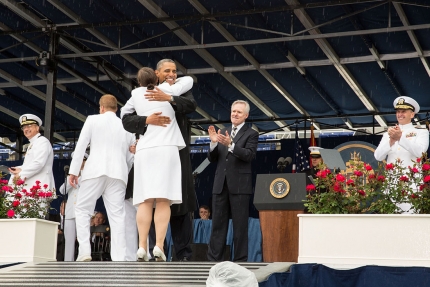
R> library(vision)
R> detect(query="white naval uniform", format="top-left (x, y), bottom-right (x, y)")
top-left (120, 77), bottom-right (192, 207)
top-left (124, 197), bottom-right (138, 261)
top-left (70, 111), bottom-right (134, 261)
top-left (59, 175), bottom-right (80, 261)
top-left (374, 123), bottom-right (429, 212)
top-left (14, 133), bottom-right (55, 190)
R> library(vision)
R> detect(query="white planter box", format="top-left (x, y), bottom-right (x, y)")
top-left (0, 218), bottom-right (59, 262)
top-left (298, 214), bottom-right (430, 267)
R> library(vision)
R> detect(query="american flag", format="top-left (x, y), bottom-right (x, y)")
top-left (293, 126), bottom-right (310, 173)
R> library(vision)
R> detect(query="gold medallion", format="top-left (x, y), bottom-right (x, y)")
top-left (269, 178), bottom-right (290, 198)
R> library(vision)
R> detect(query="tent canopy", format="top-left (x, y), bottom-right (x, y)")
top-left (1, 0), bottom-right (430, 142)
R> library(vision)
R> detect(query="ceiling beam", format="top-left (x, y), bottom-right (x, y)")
top-left (2, 50), bottom-right (430, 73)
top-left (41, 23), bottom-right (430, 60)
top-left (393, 2), bottom-right (430, 77)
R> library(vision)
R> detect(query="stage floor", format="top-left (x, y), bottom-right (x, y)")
top-left (0, 261), bottom-right (293, 286)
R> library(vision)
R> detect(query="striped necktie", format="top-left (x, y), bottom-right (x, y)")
top-left (231, 126), bottom-right (237, 139)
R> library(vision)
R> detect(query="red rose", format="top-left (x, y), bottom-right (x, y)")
top-left (317, 170), bottom-right (327, 178)
top-left (46, 192), bottom-right (53, 197)
top-left (43, 184), bottom-right (48, 189)
top-left (15, 193), bottom-right (22, 199)
top-left (38, 192), bottom-right (46, 198)
top-left (335, 174), bottom-right (345, 181)
top-left (417, 158), bottom-right (421, 163)
top-left (409, 167), bottom-right (419, 173)
top-left (420, 184), bottom-right (425, 191)
top-left (306, 184), bottom-right (316, 192)
top-left (36, 180), bottom-right (41, 185)
top-left (385, 163), bottom-right (394, 170)
top-left (6, 210), bottom-right (14, 218)
top-left (423, 164), bottom-right (430, 171)
top-left (16, 179), bottom-right (25, 186)
top-left (368, 174), bottom-right (376, 180)
top-left (333, 182), bottom-right (345, 193)
top-left (12, 200), bottom-right (20, 207)
top-left (399, 175), bottom-right (409, 182)
top-left (1, 186), bottom-right (9, 191)
top-left (424, 175), bottom-right (430, 183)
top-left (357, 190), bottom-right (366, 196)
top-left (0, 179), bottom-right (8, 184)
top-left (346, 179), bottom-right (355, 186)
top-left (365, 165), bottom-right (373, 171)
top-left (411, 194), bottom-right (419, 199)
top-left (354, 170), bottom-right (363, 176)
top-left (377, 175), bottom-right (385, 182)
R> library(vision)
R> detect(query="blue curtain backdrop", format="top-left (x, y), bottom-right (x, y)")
top-left (259, 264), bottom-right (430, 287)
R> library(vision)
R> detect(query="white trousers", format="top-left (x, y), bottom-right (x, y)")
top-left (75, 176), bottom-right (126, 261)
top-left (64, 218), bottom-right (76, 261)
top-left (124, 198), bottom-right (138, 261)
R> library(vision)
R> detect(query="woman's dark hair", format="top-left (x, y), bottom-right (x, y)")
top-left (137, 67), bottom-right (158, 88)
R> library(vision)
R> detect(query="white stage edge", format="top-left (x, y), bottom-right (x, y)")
top-left (298, 214), bottom-right (430, 268)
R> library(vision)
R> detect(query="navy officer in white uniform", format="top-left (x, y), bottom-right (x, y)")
top-left (69, 94), bottom-right (134, 261)
top-left (374, 96), bottom-right (429, 212)
top-left (59, 152), bottom-right (88, 261)
top-left (9, 114), bottom-right (55, 190)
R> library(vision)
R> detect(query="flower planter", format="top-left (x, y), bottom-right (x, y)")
top-left (298, 214), bottom-right (430, 267)
top-left (0, 218), bottom-right (58, 262)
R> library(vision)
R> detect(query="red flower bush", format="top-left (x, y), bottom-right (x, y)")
top-left (0, 176), bottom-right (56, 219)
top-left (305, 153), bottom-right (430, 214)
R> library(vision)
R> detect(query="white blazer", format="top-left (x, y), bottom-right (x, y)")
top-left (120, 76), bottom-right (193, 152)
top-left (17, 133), bottom-right (55, 190)
top-left (69, 111), bottom-right (134, 184)
top-left (59, 175), bottom-right (80, 219)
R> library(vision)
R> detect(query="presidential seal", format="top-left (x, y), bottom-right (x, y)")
top-left (269, 178), bottom-right (290, 198)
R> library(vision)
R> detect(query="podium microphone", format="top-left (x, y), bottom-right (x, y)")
top-left (284, 157), bottom-right (292, 166)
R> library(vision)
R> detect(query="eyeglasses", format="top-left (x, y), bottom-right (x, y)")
top-left (21, 124), bottom-right (35, 131)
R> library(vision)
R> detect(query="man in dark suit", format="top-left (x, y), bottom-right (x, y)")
top-left (121, 59), bottom-right (197, 261)
top-left (207, 100), bottom-right (259, 262)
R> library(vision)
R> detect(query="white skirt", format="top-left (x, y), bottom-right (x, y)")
top-left (133, 146), bottom-right (182, 206)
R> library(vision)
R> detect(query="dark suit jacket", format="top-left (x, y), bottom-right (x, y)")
top-left (122, 90), bottom-right (197, 216)
top-left (208, 124), bottom-right (259, 195)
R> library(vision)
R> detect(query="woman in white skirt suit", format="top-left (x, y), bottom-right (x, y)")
top-left (120, 67), bottom-right (193, 261)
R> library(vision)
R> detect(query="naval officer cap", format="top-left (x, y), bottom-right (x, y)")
top-left (71, 152), bottom-right (89, 160)
top-left (393, 96), bottom-right (420, 113)
top-left (309, 146), bottom-right (323, 158)
top-left (19, 114), bottom-right (42, 127)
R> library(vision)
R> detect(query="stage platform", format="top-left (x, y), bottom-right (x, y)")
top-left (0, 261), bottom-right (293, 286)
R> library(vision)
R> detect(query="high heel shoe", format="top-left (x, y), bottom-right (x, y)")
top-left (137, 247), bottom-right (149, 262)
top-left (153, 246), bottom-right (166, 262)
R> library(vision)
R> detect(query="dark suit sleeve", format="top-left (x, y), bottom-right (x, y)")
top-left (208, 144), bottom-right (220, 163)
top-left (172, 90), bottom-right (197, 114)
top-left (232, 130), bottom-right (259, 162)
top-left (122, 112), bottom-right (147, 135)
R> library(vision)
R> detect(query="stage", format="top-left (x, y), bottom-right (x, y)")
top-left (0, 261), bottom-right (292, 286)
